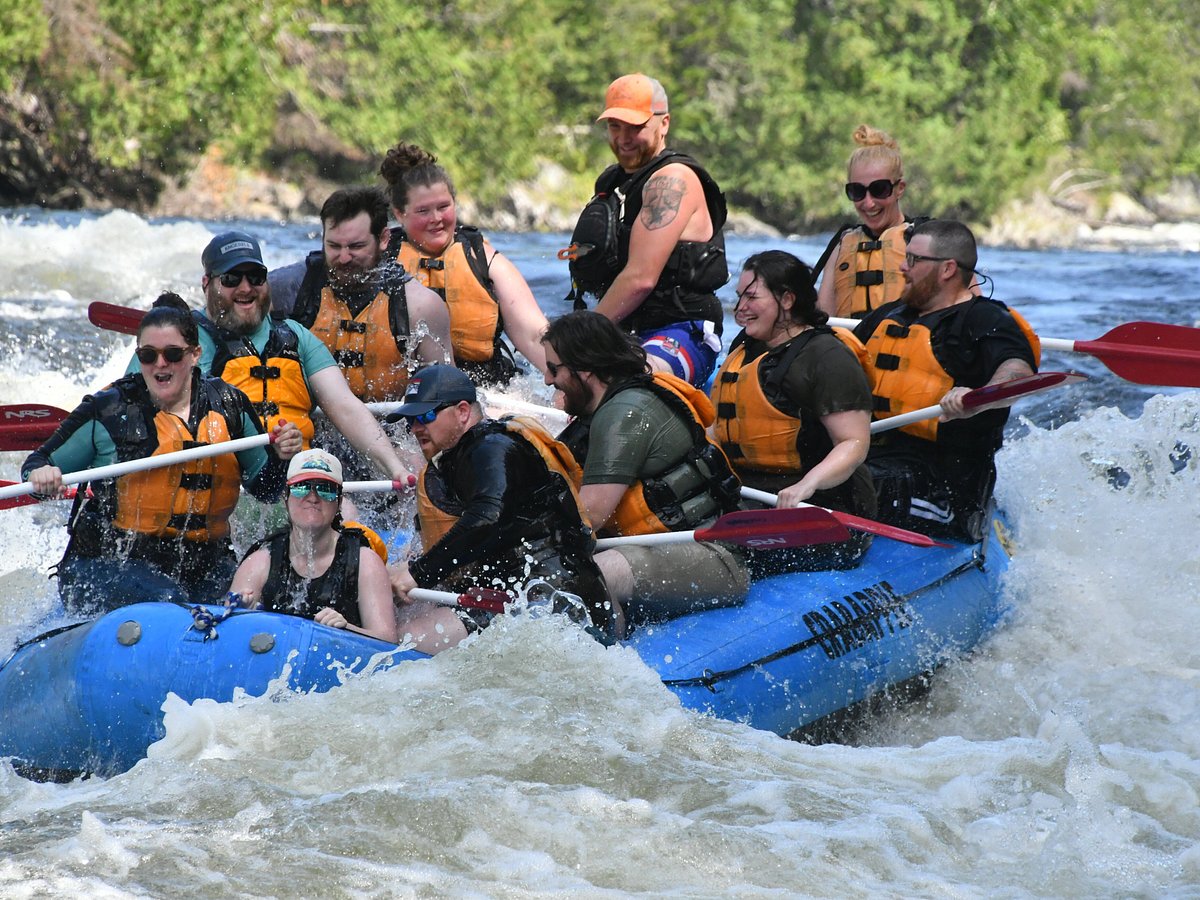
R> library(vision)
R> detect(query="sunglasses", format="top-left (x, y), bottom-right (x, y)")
top-left (218, 270), bottom-right (267, 288)
top-left (844, 179), bottom-right (900, 202)
top-left (404, 403), bottom-right (453, 426)
top-left (136, 345), bottom-right (191, 365)
top-left (545, 359), bottom-right (573, 378)
top-left (288, 482), bottom-right (340, 501)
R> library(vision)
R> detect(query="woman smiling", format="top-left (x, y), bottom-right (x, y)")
top-left (710, 251), bottom-right (876, 573)
top-left (22, 293), bottom-right (304, 612)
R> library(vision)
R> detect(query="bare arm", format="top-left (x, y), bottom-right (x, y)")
top-left (350, 547), bottom-right (399, 642)
top-left (229, 546), bottom-right (271, 608)
top-left (308, 367), bottom-right (413, 482)
top-left (579, 482), bottom-right (631, 533)
top-left (815, 253), bottom-right (840, 317)
top-left (593, 165), bottom-right (707, 325)
top-left (776, 410), bottom-right (870, 508)
top-left (406, 280), bottom-right (452, 366)
top-left (487, 249), bottom-right (549, 374)
top-left (940, 357), bottom-right (1036, 420)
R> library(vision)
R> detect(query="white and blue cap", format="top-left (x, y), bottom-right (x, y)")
top-left (202, 231), bottom-right (266, 276)
top-left (286, 448), bottom-right (343, 486)
top-left (384, 365), bottom-right (477, 421)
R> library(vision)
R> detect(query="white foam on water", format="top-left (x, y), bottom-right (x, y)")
top-left (1, 213), bottom-right (1198, 897)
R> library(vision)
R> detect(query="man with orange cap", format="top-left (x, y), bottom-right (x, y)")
top-left (562, 73), bottom-right (729, 389)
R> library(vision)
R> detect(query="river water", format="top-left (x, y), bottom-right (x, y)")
top-left (0, 208), bottom-right (1197, 898)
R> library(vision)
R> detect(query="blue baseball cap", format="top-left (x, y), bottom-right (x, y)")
top-left (202, 231), bottom-right (266, 275)
top-left (385, 365), bottom-right (477, 420)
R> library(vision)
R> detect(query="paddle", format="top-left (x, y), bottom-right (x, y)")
top-left (0, 481), bottom-right (78, 510)
top-left (88, 300), bottom-right (144, 336)
top-left (594, 506), bottom-right (851, 550)
top-left (408, 586), bottom-right (511, 614)
top-left (0, 405), bottom-right (70, 451)
top-left (0, 432), bottom-right (274, 503)
top-left (830, 316), bottom-right (1200, 388)
top-left (738, 487), bottom-right (948, 549)
top-left (869, 371), bottom-right (1087, 434)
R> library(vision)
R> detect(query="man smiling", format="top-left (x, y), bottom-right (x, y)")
top-left (563, 73), bottom-right (729, 388)
top-left (191, 229), bottom-right (414, 484)
top-left (270, 187), bottom-right (449, 403)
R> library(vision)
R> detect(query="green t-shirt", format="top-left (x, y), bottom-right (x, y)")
top-left (581, 387), bottom-right (696, 486)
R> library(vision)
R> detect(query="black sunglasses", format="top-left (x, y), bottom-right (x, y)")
top-left (218, 270), bottom-right (267, 288)
top-left (136, 345), bottom-right (190, 364)
top-left (844, 179), bottom-right (900, 202)
top-left (545, 359), bottom-right (574, 378)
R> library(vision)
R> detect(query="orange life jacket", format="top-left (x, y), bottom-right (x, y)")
top-left (830, 223), bottom-right (909, 318)
top-left (112, 409), bottom-right (243, 542)
top-left (395, 226), bottom-right (502, 364)
top-left (307, 285), bottom-right (411, 402)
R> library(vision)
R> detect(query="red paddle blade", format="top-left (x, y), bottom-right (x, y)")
top-left (826, 509), bottom-right (950, 548)
top-left (0, 481), bottom-right (78, 510)
top-left (695, 507), bottom-right (851, 549)
top-left (963, 371), bottom-right (1087, 410)
top-left (459, 587), bottom-right (512, 614)
top-left (1077, 321), bottom-right (1200, 387)
top-left (88, 301), bottom-right (145, 336)
top-left (0, 405), bottom-right (69, 451)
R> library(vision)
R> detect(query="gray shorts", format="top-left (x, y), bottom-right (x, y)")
top-left (611, 541), bottom-right (750, 626)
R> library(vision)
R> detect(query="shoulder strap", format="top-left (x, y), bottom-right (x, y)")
top-left (811, 224), bottom-right (859, 285)
top-left (290, 251), bottom-right (329, 328)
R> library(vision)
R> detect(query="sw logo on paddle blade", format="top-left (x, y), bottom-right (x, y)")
top-left (746, 537), bottom-right (788, 547)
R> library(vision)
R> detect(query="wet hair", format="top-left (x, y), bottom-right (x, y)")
top-left (320, 186), bottom-right (389, 237)
top-left (541, 311), bottom-right (648, 382)
top-left (740, 251), bottom-right (827, 328)
top-left (910, 219), bottom-right (978, 287)
top-left (139, 292), bottom-right (199, 346)
top-left (379, 142), bottom-right (455, 213)
top-left (846, 124), bottom-right (903, 181)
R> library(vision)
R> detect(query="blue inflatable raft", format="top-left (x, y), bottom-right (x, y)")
top-left (0, 516), bottom-right (1012, 778)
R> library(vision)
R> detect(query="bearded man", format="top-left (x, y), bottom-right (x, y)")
top-left (852, 219), bottom-right (1038, 541)
top-left (270, 186), bottom-right (450, 403)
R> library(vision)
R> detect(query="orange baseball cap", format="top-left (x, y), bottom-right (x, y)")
top-left (597, 74), bottom-right (668, 125)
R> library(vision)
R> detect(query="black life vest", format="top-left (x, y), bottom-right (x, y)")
top-left (563, 151), bottom-right (728, 332)
top-left (249, 525), bottom-right (368, 626)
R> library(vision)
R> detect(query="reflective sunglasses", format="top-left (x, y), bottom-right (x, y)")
top-left (404, 403), bottom-right (453, 426)
top-left (288, 481), bottom-right (340, 501)
top-left (136, 345), bottom-right (190, 365)
top-left (904, 251), bottom-right (953, 268)
top-left (218, 270), bottom-right (267, 288)
top-left (844, 179), bottom-right (900, 202)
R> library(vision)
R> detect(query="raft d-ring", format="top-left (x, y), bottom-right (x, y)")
top-left (701, 669), bottom-right (721, 693)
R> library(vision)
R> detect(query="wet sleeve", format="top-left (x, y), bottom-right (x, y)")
top-left (969, 304), bottom-right (1039, 380)
top-left (780, 336), bottom-right (873, 418)
top-left (21, 396), bottom-right (116, 479)
top-left (238, 405), bottom-right (289, 502)
top-left (580, 393), bottom-right (683, 485)
top-left (287, 319), bottom-right (338, 378)
top-left (408, 435), bottom-right (524, 587)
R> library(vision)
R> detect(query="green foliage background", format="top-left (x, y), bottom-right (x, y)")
top-left (4, 0), bottom-right (1197, 228)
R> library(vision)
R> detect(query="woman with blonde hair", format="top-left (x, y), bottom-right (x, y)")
top-left (815, 125), bottom-right (912, 319)
top-left (380, 142), bottom-right (548, 384)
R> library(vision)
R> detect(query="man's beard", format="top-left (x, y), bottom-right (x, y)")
top-left (560, 373), bottom-right (592, 418)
